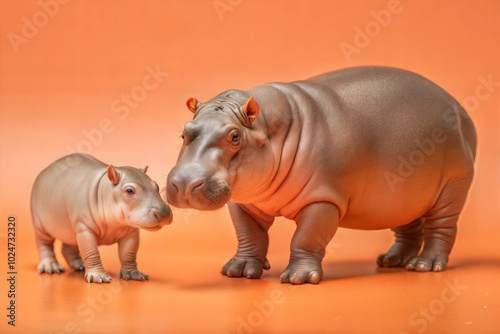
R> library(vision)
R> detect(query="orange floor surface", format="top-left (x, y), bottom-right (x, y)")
top-left (1, 1), bottom-right (499, 333)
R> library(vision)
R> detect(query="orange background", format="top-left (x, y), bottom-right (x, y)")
top-left (0, 1), bottom-right (499, 333)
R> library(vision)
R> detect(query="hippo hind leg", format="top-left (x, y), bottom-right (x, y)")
top-left (34, 222), bottom-right (64, 274)
top-left (62, 244), bottom-right (85, 272)
top-left (377, 218), bottom-right (424, 268)
top-left (405, 175), bottom-right (473, 272)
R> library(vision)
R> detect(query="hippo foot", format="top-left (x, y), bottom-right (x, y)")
top-left (38, 258), bottom-right (65, 275)
top-left (85, 270), bottom-right (112, 284)
top-left (405, 252), bottom-right (448, 272)
top-left (377, 242), bottom-right (422, 268)
top-left (280, 259), bottom-right (323, 285)
top-left (68, 259), bottom-right (85, 272)
top-left (120, 269), bottom-right (149, 281)
top-left (221, 256), bottom-right (271, 279)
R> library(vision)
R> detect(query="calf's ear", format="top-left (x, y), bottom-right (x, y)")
top-left (107, 165), bottom-right (121, 185)
top-left (242, 97), bottom-right (260, 126)
top-left (186, 96), bottom-right (201, 113)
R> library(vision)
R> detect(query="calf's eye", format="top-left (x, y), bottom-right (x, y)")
top-left (125, 187), bottom-right (135, 196)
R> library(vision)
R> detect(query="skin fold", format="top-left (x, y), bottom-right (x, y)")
top-left (167, 66), bottom-right (476, 284)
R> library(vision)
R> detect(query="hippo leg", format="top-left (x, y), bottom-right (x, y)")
top-left (75, 226), bottom-right (112, 283)
top-left (118, 229), bottom-right (149, 281)
top-left (222, 202), bottom-right (272, 279)
top-left (406, 177), bottom-right (472, 272)
top-left (36, 240), bottom-right (65, 274)
top-left (62, 244), bottom-right (85, 272)
top-left (377, 218), bottom-right (424, 268)
top-left (34, 222), bottom-right (64, 274)
top-left (280, 202), bottom-right (339, 285)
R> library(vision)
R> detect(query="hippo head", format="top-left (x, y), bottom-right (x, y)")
top-left (107, 165), bottom-right (173, 231)
top-left (166, 93), bottom-right (265, 210)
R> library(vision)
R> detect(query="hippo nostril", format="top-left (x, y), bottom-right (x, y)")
top-left (151, 207), bottom-right (172, 225)
top-left (167, 167), bottom-right (207, 204)
top-left (189, 179), bottom-right (205, 194)
top-left (169, 179), bottom-right (180, 193)
top-left (153, 210), bottom-right (161, 222)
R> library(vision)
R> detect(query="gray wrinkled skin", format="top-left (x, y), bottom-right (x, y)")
top-left (167, 67), bottom-right (476, 284)
top-left (32, 153), bottom-right (172, 283)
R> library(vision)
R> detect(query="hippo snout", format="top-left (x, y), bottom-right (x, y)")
top-left (139, 205), bottom-right (172, 232)
top-left (152, 205), bottom-right (173, 226)
top-left (167, 164), bottom-right (231, 210)
top-left (168, 175), bottom-right (206, 199)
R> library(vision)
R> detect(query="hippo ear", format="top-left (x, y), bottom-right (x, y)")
top-left (107, 165), bottom-right (120, 185)
top-left (242, 97), bottom-right (260, 126)
top-left (141, 166), bottom-right (148, 174)
top-left (186, 96), bottom-right (201, 113)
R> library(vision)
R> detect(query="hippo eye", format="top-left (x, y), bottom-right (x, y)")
top-left (227, 130), bottom-right (240, 146)
top-left (125, 187), bottom-right (135, 196)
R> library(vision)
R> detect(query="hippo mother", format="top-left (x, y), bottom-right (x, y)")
top-left (167, 67), bottom-right (476, 284)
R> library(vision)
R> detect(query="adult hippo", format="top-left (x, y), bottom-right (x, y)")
top-left (166, 66), bottom-right (476, 284)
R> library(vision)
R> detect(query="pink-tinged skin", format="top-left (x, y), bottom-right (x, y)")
top-left (167, 66), bottom-right (476, 285)
top-left (31, 153), bottom-right (173, 284)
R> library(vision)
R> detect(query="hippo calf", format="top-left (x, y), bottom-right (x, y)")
top-left (31, 153), bottom-right (172, 283)
top-left (167, 66), bottom-right (476, 284)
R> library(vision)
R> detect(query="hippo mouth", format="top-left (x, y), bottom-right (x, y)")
top-left (138, 208), bottom-right (173, 231)
top-left (141, 225), bottom-right (164, 232)
top-left (139, 218), bottom-right (171, 232)
top-left (166, 178), bottom-right (231, 210)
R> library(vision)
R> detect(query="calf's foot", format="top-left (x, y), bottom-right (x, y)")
top-left (85, 269), bottom-right (112, 284)
top-left (38, 257), bottom-right (64, 274)
top-left (120, 269), bottom-right (149, 281)
top-left (62, 244), bottom-right (85, 271)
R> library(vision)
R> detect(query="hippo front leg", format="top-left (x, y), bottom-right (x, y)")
top-left (75, 225), bottom-right (112, 284)
top-left (118, 229), bottom-right (149, 281)
top-left (222, 202), bottom-right (272, 279)
top-left (281, 202), bottom-right (339, 285)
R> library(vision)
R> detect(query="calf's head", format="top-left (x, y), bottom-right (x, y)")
top-left (107, 165), bottom-right (172, 231)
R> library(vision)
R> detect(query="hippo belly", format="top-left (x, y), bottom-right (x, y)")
top-left (253, 67), bottom-right (475, 230)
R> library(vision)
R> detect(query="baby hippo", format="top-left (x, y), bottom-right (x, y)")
top-left (31, 153), bottom-right (172, 283)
